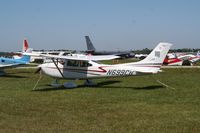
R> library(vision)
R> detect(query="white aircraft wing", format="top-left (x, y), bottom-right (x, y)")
top-left (24, 53), bottom-right (119, 61)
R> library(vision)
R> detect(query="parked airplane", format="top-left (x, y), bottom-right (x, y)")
top-left (25, 42), bottom-right (172, 88)
top-left (0, 40), bottom-right (32, 76)
top-left (134, 54), bottom-right (148, 59)
top-left (85, 36), bottom-right (134, 58)
top-left (164, 53), bottom-right (200, 66)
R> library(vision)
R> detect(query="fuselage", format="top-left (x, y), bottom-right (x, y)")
top-left (40, 60), bottom-right (160, 80)
top-left (35, 42), bottom-right (173, 80)
top-left (0, 57), bottom-right (29, 67)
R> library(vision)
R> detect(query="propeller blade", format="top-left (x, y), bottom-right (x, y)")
top-left (35, 67), bottom-right (41, 74)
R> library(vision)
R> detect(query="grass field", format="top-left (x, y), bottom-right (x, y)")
top-left (0, 68), bottom-right (200, 132)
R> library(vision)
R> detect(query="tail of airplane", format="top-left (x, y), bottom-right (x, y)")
top-left (126, 42), bottom-right (172, 69)
top-left (85, 36), bottom-right (96, 51)
top-left (113, 42), bottom-right (173, 74)
top-left (23, 39), bottom-right (29, 52)
top-left (131, 42), bottom-right (173, 67)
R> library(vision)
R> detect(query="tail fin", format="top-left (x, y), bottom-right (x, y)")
top-left (85, 36), bottom-right (96, 51)
top-left (23, 39), bottom-right (29, 52)
top-left (137, 42), bottom-right (173, 65)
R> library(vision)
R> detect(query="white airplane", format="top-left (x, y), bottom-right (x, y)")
top-left (0, 40), bottom-right (32, 76)
top-left (134, 54), bottom-right (148, 59)
top-left (25, 42), bottom-right (172, 88)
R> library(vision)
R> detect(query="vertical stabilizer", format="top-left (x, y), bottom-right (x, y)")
top-left (85, 36), bottom-right (96, 51)
top-left (23, 39), bottom-right (29, 52)
top-left (136, 42), bottom-right (173, 65)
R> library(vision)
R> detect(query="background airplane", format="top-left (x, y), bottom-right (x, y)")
top-left (0, 40), bottom-right (32, 76)
top-left (134, 54), bottom-right (148, 60)
top-left (85, 36), bottom-right (134, 58)
top-left (163, 52), bottom-right (200, 66)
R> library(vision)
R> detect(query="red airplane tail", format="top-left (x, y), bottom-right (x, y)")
top-left (23, 39), bottom-right (29, 52)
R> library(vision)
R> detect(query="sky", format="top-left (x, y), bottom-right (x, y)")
top-left (0, 0), bottom-right (200, 52)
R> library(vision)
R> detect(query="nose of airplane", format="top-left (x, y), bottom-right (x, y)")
top-left (35, 64), bottom-right (44, 74)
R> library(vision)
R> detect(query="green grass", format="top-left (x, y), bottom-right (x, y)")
top-left (0, 68), bottom-right (200, 132)
top-left (194, 61), bottom-right (200, 66)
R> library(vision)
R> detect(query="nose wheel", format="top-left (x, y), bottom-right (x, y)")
top-left (51, 79), bottom-right (97, 88)
top-left (51, 78), bottom-right (78, 88)
top-left (51, 79), bottom-right (62, 88)
top-left (63, 82), bottom-right (77, 88)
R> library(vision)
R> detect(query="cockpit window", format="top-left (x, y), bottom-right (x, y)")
top-left (67, 60), bottom-right (79, 67)
top-left (80, 61), bottom-right (87, 67)
top-left (67, 60), bottom-right (92, 67)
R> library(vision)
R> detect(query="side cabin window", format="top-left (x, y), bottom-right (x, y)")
top-left (66, 60), bottom-right (92, 67)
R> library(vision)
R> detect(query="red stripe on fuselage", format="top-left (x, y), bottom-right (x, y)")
top-left (46, 66), bottom-right (108, 73)
top-left (132, 65), bottom-right (160, 68)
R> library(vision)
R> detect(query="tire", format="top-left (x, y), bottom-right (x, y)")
top-left (182, 60), bottom-right (191, 66)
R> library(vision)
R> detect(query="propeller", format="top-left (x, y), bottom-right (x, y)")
top-left (35, 67), bottom-right (41, 74)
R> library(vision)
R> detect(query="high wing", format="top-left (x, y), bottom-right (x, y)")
top-left (23, 53), bottom-right (119, 61)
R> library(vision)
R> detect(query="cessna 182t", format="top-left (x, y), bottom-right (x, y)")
top-left (25, 42), bottom-right (172, 88)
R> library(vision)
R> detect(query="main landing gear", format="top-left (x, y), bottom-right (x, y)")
top-left (63, 82), bottom-right (77, 88)
top-left (51, 79), bottom-right (62, 88)
top-left (84, 79), bottom-right (97, 86)
top-left (50, 79), bottom-right (97, 88)
top-left (51, 78), bottom-right (78, 88)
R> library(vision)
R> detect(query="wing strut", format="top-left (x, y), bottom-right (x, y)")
top-left (51, 58), bottom-right (64, 78)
